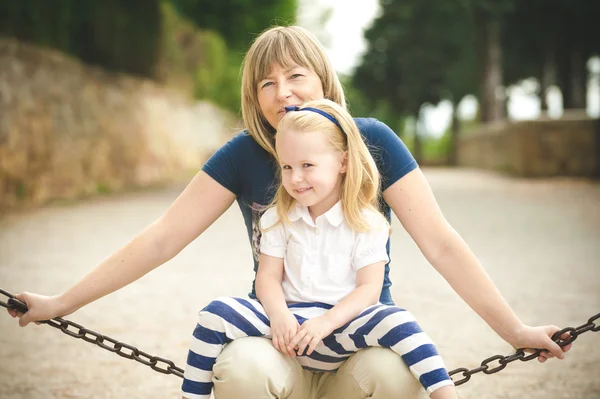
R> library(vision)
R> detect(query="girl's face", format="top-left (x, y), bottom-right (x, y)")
top-left (257, 63), bottom-right (325, 130)
top-left (276, 128), bottom-right (346, 218)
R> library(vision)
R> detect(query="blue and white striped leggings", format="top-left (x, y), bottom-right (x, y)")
top-left (182, 297), bottom-right (453, 398)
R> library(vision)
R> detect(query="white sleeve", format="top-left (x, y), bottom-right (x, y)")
top-left (353, 212), bottom-right (390, 270)
top-left (259, 207), bottom-right (286, 259)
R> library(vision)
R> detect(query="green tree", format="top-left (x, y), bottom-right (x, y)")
top-left (502, 0), bottom-right (600, 111)
top-left (353, 0), bottom-right (479, 162)
top-left (169, 0), bottom-right (297, 50)
top-left (0, 0), bottom-right (162, 78)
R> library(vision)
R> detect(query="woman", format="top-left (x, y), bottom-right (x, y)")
top-left (9, 26), bottom-right (569, 399)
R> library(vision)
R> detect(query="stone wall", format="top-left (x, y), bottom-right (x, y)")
top-left (0, 38), bottom-right (240, 210)
top-left (457, 114), bottom-right (600, 178)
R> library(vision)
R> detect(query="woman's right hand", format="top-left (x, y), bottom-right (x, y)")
top-left (269, 309), bottom-right (299, 357)
top-left (6, 292), bottom-right (69, 327)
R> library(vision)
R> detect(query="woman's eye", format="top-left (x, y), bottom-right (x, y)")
top-left (290, 74), bottom-right (303, 79)
top-left (261, 81), bottom-right (273, 88)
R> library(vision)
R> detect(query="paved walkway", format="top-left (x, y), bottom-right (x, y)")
top-left (1, 168), bottom-right (599, 399)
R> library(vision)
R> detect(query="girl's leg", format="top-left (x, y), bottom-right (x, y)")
top-left (327, 305), bottom-right (454, 396)
top-left (181, 297), bottom-right (272, 399)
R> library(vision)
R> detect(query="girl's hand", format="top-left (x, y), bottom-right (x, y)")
top-left (510, 324), bottom-right (572, 362)
top-left (270, 310), bottom-right (300, 357)
top-left (288, 316), bottom-right (336, 356)
top-left (6, 292), bottom-right (68, 327)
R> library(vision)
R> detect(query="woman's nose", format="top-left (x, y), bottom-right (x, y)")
top-left (276, 82), bottom-right (292, 101)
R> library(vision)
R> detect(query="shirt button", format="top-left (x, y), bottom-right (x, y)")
top-left (315, 228), bottom-right (320, 235)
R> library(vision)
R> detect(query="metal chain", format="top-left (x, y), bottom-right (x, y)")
top-left (0, 289), bottom-right (184, 378)
top-left (2, 288), bottom-right (598, 385)
top-left (448, 312), bottom-right (600, 386)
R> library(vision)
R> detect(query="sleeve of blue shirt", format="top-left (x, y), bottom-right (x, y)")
top-left (359, 118), bottom-right (418, 192)
top-left (200, 132), bottom-right (245, 197)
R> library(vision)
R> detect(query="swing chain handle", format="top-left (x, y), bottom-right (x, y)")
top-left (2, 289), bottom-right (598, 384)
top-left (448, 312), bottom-right (600, 386)
top-left (0, 289), bottom-right (185, 378)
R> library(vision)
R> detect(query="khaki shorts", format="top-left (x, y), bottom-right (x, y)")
top-left (210, 337), bottom-right (427, 399)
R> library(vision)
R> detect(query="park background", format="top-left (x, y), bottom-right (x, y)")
top-left (0, 1), bottom-right (599, 398)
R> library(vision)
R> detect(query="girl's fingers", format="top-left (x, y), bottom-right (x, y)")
top-left (297, 334), bottom-right (313, 356)
top-left (306, 337), bottom-right (320, 356)
top-left (287, 330), bottom-right (297, 357)
top-left (288, 330), bottom-right (306, 351)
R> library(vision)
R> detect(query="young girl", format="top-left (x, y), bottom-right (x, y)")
top-left (181, 100), bottom-right (457, 399)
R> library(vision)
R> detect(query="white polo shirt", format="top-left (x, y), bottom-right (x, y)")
top-left (259, 201), bottom-right (389, 305)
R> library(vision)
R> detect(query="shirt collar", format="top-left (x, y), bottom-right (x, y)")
top-left (289, 201), bottom-right (344, 227)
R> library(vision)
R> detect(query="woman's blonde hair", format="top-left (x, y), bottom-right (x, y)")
top-left (241, 26), bottom-right (346, 158)
top-left (272, 99), bottom-right (387, 233)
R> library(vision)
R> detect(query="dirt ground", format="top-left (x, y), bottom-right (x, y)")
top-left (1, 167), bottom-right (599, 399)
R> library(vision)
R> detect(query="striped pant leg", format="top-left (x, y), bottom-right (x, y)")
top-left (330, 305), bottom-right (453, 395)
top-left (287, 302), bottom-right (353, 372)
top-left (181, 297), bottom-right (272, 399)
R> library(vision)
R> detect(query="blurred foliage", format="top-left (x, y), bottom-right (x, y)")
top-left (0, 0), bottom-right (299, 114)
top-left (157, 3), bottom-right (240, 111)
top-left (351, 0), bottom-right (600, 162)
top-left (169, 0), bottom-right (297, 50)
top-left (0, 0), bottom-right (162, 77)
top-left (502, 0), bottom-right (600, 109)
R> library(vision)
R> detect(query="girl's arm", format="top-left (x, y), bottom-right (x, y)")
top-left (10, 170), bottom-right (235, 326)
top-left (255, 253), bottom-right (289, 317)
top-left (287, 262), bottom-right (385, 356)
top-left (383, 168), bottom-right (567, 360)
top-left (256, 253), bottom-right (298, 356)
top-left (322, 262), bottom-right (385, 329)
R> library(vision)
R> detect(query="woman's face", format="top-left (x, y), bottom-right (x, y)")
top-left (257, 63), bottom-right (325, 130)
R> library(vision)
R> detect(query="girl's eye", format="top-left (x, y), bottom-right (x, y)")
top-left (282, 165), bottom-right (291, 170)
top-left (302, 163), bottom-right (313, 168)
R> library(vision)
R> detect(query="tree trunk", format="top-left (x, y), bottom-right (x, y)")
top-left (558, 43), bottom-right (587, 110)
top-left (448, 104), bottom-right (460, 166)
top-left (539, 39), bottom-right (556, 114)
top-left (569, 47), bottom-right (587, 109)
top-left (478, 14), bottom-right (504, 123)
top-left (413, 118), bottom-right (423, 165)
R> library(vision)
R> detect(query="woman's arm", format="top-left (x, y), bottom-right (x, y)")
top-left (10, 170), bottom-right (235, 326)
top-left (383, 168), bottom-right (567, 360)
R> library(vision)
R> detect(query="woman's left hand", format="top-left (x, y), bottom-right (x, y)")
top-left (288, 316), bottom-right (336, 356)
top-left (510, 324), bottom-right (573, 363)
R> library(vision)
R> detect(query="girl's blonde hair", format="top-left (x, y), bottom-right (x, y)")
top-left (241, 26), bottom-right (346, 158)
top-left (272, 99), bottom-right (388, 233)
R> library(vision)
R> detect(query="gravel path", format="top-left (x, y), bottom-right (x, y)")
top-left (1, 168), bottom-right (599, 399)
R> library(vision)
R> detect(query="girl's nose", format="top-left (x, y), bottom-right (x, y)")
top-left (291, 170), bottom-right (303, 183)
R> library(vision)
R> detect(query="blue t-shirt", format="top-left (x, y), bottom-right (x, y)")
top-left (202, 118), bottom-right (418, 306)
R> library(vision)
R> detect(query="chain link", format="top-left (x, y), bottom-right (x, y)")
top-left (0, 289), bottom-right (184, 378)
top-left (448, 313), bottom-right (600, 385)
top-left (2, 288), bottom-right (597, 384)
